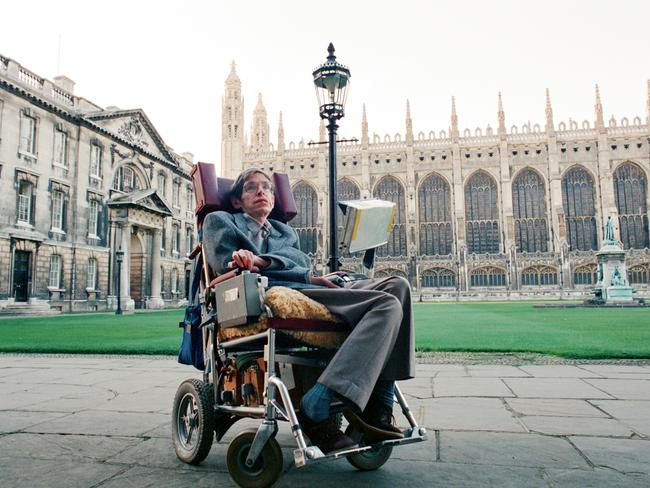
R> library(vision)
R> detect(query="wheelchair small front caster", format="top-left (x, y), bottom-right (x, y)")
top-left (226, 428), bottom-right (283, 488)
top-left (344, 425), bottom-right (393, 471)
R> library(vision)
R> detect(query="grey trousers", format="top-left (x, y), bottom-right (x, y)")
top-left (300, 276), bottom-right (415, 410)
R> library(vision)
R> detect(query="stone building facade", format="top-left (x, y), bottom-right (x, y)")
top-left (222, 63), bottom-right (650, 299)
top-left (0, 54), bottom-right (195, 312)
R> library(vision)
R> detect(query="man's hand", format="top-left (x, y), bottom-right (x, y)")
top-left (309, 275), bottom-right (342, 288)
top-left (228, 249), bottom-right (269, 271)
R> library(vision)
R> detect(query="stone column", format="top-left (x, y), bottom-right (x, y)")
top-left (120, 223), bottom-right (135, 312)
top-left (147, 229), bottom-right (165, 309)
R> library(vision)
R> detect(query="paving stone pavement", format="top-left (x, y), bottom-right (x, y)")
top-left (0, 354), bottom-right (649, 487)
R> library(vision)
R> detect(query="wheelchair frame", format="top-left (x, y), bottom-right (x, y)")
top-left (172, 166), bottom-right (426, 487)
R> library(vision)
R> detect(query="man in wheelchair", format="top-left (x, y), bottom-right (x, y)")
top-left (203, 167), bottom-right (415, 454)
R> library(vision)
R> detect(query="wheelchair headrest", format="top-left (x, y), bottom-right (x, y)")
top-left (191, 162), bottom-right (298, 226)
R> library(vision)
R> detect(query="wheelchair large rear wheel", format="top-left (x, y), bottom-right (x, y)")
top-left (344, 425), bottom-right (392, 471)
top-left (172, 378), bottom-right (214, 465)
top-left (226, 429), bottom-right (283, 488)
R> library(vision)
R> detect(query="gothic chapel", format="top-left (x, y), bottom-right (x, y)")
top-left (221, 62), bottom-right (650, 300)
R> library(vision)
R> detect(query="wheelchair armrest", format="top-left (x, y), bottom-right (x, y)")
top-left (188, 244), bottom-right (202, 260)
top-left (208, 269), bottom-right (239, 288)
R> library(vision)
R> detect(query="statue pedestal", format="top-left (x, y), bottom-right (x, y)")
top-left (606, 285), bottom-right (634, 303)
top-left (594, 242), bottom-right (634, 304)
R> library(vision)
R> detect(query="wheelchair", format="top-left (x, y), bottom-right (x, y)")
top-left (172, 163), bottom-right (427, 487)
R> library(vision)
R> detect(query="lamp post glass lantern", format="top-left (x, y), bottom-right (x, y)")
top-left (115, 248), bottom-right (124, 315)
top-left (312, 43), bottom-right (351, 273)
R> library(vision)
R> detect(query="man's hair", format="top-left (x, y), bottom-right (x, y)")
top-left (229, 167), bottom-right (274, 200)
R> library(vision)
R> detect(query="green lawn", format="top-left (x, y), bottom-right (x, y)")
top-left (0, 303), bottom-right (648, 358)
top-left (413, 303), bottom-right (650, 358)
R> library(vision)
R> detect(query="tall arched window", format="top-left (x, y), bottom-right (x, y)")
top-left (573, 263), bottom-right (597, 286)
top-left (613, 162), bottom-right (649, 249)
top-left (628, 264), bottom-right (649, 285)
top-left (373, 176), bottom-right (407, 257)
top-left (418, 173), bottom-right (453, 256)
top-left (113, 165), bottom-right (142, 193)
top-left (420, 268), bottom-right (456, 288)
top-left (375, 268), bottom-right (407, 279)
top-left (465, 171), bottom-right (500, 254)
top-left (337, 178), bottom-right (360, 256)
top-left (521, 265), bottom-right (557, 286)
top-left (512, 169), bottom-right (549, 252)
top-left (562, 166), bottom-right (597, 251)
top-left (470, 266), bottom-right (506, 287)
top-left (291, 181), bottom-right (318, 255)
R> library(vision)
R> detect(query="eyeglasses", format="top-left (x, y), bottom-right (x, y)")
top-left (243, 181), bottom-right (274, 195)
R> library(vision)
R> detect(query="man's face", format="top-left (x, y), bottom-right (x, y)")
top-left (231, 172), bottom-right (275, 222)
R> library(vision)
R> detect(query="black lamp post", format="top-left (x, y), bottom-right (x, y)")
top-left (115, 248), bottom-right (124, 315)
top-left (312, 43), bottom-right (350, 273)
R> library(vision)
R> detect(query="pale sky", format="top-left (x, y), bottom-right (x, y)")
top-left (2, 0), bottom-right (649, 173)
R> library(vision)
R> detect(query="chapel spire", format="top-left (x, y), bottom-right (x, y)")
top-left (450, 96), bottom-right (459, 139)
top-left (277, 111), bottom-right (285, 152)
top-left (250, 93), bottom-right (269, 151)
top-left (497, 92), bottom-right (506, 139)
top-left (405, 99), bottom-right (413, 145)
top-left (361, 103), bottom-right (368, 147)
top-left (545, 88), bottom-right (554, 134)
top-left (595, 84), bottom-right (605, 131)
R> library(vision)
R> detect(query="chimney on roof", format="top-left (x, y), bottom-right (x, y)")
top-left (53, 75), bottom-right (75, 94)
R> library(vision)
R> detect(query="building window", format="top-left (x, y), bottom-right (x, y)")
top-left (157, 173), bottom-right (166, 198)
top-left (418, 173), bottom-right (453, 256)
top-left (53, 129), bottom-right (68, 167)
top-left (521, 266), bottom-right (558, 286)
top-left (172, 224), bottom-right (179, 253)
top-left (51, 190), bottom-right (64, 231)
top-left (186, 186), bottom-right (194, 212)
top-left (421, 268), bottom-right (456, 288)
top-left (160, 266), bottom-right (165, 293)
top-left (171, 268), bottom-right (178, 293)
top-left (573, 264), bottom-right (597, 286)
top-left (19, 112), bottom-right (37, 155)
top-left (337, 178), bottom-right (360, 257)
top-left (373, 176), bottom-right (407, 257)
top-left (470, 266), bottom-right (506, 287)
top-left (17, 181), bottom-right (32, 224)
top-left (113, 166), bottom-right (137, 192)
top-left (49, 254), bottom-right (61, 288)
top-left (291, 181), bottom-right (318, 255)
top-left (613, 162), bottom-right (649, 249)
top-left (185, 227), bottom-right (193, 254)
top-left (513, 169), bottom-right (548, 253)
top-left (465, 171), bottom-right (500, 254)
top-left (86, 258), bottom-right (97, 289)
top-left (161, 227), bottom-right (166, 256)
top-left (562, 166), bottom-right (597, 251)
top-left (375, 268), bottom-right (408, 280)
top-left (90, 144), bottom-right (102, 178)
top-left (628, 264), bottom-right (649, 285)
top-left (172, 180), bottom-right (181, 207)
top-left (88, 199), bottom-right (99, 237)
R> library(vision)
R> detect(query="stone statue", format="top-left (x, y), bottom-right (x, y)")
top-left (604, 216), bottom-right (616, 244)
top-left (611, 266), bottom-right (626, 286)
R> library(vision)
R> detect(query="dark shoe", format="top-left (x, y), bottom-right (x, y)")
top-left (297, 412), bottom-right (357, 453)
top-left (344, 403), bottom-right (404, 443)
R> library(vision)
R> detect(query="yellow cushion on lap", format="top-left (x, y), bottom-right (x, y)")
top-left (218, 286), bottom-right (348, 349)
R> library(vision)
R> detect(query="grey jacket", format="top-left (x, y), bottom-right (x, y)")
top-left (202, 211), bottom-right (318, 288)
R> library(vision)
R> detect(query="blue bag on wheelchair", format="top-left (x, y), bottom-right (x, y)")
top-left (178, 255), bottom-right (205, 370)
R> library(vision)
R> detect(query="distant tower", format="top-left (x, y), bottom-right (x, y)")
top-left (221, 61), bottom-right (244, 178)
top-left (250, 93), bottom-right (269, 152)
